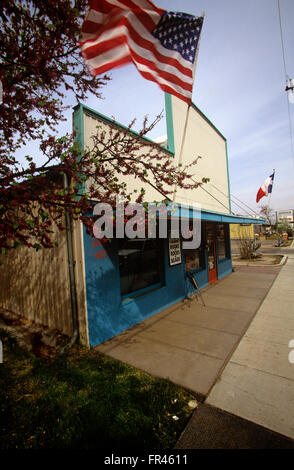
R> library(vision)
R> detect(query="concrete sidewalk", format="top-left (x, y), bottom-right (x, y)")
top-left (205, 254), bottom-right (294, 440)
top-left (96, 266), bottom-right (280, 398)
top-left (96, 254), bottom-right (294, 447)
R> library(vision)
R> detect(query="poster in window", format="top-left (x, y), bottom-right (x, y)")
top-left (184, 248), bottom-right (201, 272)
top-left (168, 236), bottom-right (182, 266)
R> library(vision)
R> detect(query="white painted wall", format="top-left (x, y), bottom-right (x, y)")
top-left (83, 109), bottom-right (173, 202)
top-left (82, 100), bottom-right (231, 215)
top-left (170, 95), bottom-right (230, 214)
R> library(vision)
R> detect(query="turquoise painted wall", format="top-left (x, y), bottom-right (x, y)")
top-left (83, 229), bottom-right (188, 347)
top-left (183, 221), bottom-right (233, 296)
top-left (184, 251), bottom-right (209, 297)
top-left (217, 258), bottom-right (233, 279)
top-left (216, 223), bottom-right (232, 279)
top-left (83, 220), bottom-right (232, 346)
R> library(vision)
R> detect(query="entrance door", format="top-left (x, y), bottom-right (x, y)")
top-left (206, 224), bottom-right (217, 284)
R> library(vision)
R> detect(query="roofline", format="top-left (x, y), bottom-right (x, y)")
top-left (190, 102), bottom-right (227, 142)
top-left (73, 103), bottom-right (175, 157)
top-left (186, 205), bottom-right (265, 224)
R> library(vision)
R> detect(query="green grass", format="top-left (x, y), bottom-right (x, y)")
top-left (0, 328), bottom-right (196, 449)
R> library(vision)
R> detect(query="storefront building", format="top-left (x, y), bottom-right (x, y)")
top-left (73, 96), bottom-right (264, 347)
top-left (276, 209), bottom-right (294, 228)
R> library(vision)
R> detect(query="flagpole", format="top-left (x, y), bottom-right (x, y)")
top-left (267, 169), bottom-right (275, 222)
top-left (192, 11), bottom-right (205, 82)
top-left (173, 11), bottom-right (205, 202)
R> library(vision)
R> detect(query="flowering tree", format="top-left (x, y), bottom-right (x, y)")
top-left (0, 0), bottom-right (203, 252)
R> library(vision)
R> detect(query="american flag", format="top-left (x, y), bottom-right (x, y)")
top-left (80, 0), bottom-right (204, 104)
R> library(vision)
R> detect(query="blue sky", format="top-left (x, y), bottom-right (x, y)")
top-left (19, 0), bottom-right (294, 215)
top-left (81, 0), bottom-right (294, 214)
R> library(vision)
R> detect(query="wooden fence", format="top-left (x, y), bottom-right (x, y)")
top-left (0, 220), bottom-right (89, 346)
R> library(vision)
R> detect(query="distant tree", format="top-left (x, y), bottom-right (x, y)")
top-left (276, 221), bottom-right (292, 236)
top-left (0, 0), bottom-right (203, 252)
top-left (259, 205), bottom-right (274, 225)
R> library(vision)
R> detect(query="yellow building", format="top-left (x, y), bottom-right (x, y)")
top-left (230, 223), bottom-right (254, 240)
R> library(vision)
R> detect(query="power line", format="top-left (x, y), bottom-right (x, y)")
top-left (191, 180), bottom-right (266, 223)
top-left (277, 0), bottom-right (289, 82)
top-left (209, 183), bottom-right (248, 215)
top-left (230, 198), bottom-right (256, 217)
top-left (192, 180), bottom-right (234, 214)
top-left (231, 195), bottom-right (260, 218)
top-left (208, 182), bottom-right (261, 218)
top-left (286, 93), bottom-right (294, 165)
top-left (277, 0), bottom-right (294, 167)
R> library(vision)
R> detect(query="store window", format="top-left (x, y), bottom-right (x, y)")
top-left (216, 224), bottom-right (228, 260)
top-left (184, 248), bottom-right (202, 272)
top-left (183, 222), bottom-right (204, 272)
top-left (118, 238), bottom-right (163, 297)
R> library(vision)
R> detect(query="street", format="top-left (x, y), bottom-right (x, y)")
top-left (231, 239), bottom-right (294, 257)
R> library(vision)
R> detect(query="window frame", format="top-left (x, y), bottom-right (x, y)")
top-left (182, 222), bottom-right (205, 274)
top-left (183, 247), bottom-right (205, 274)
top-left (216, 223), bottom-right (230, 261)
top-left (117, 237), bottom-right (165, 300)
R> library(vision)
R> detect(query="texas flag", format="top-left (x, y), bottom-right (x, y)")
top-left (256, 173), bottom-right (275, 203)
